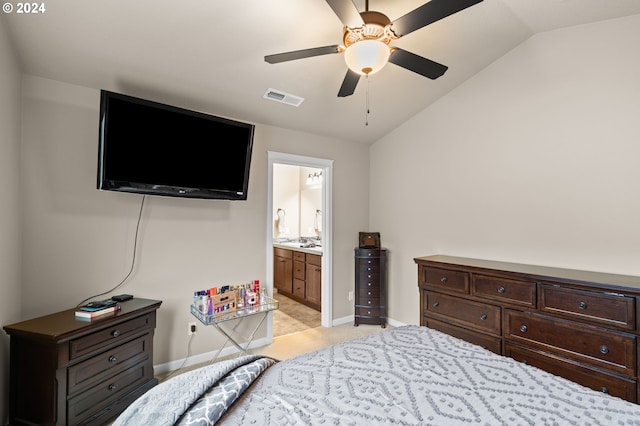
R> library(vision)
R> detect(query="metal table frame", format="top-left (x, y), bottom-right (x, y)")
top-left (190, 297), bottom-right (279, 361)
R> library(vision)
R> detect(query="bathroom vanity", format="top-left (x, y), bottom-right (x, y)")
top-left (273, 243), bottom-right (322, 311)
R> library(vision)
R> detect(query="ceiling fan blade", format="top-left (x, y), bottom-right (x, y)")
top-left (391, 0), bottom-right (483, 37)
top-left (265, 45), bottom-right (341, 64)
top-left (337, 69), bottom-right (360, 97)
top-left (388, 48), bottom-right (448, 80)
top-left (325, 0), bottom-right (364, 28)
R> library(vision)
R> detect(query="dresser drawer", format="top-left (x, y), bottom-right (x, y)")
top-left (359, 286), bottom-right (380, 298)
top-left (472, 274), bottom-right (536, 308)
top-left (274, 247), bottom-right (292, 259)
top-left (358, 267), bottom-right (380, 284)
top-left (293, 251), bottom-right (306, 262)
top-left (424, 291), bottom-right (500, 334)
top-left (293, 260), bottom-right (305, 280)
top-left (355, 249), bottom-right (384, 259)
top-left (359, 281), bottom-right (380, 294)
top-left (357, 297), bottom-right (381, 308)
top-left (293, 278), bottom-right (305, 298)
top-left (68, 360), bottom-right (154, 424)
top-left (540, 284), bottom-right (635, 330)
top-left (68, 334), bottom-right (152, 395)
top-left (357, 259), bottom-right (382, 274)
top-left (307, 254), bottom-right (321, 267)
top-left (505, 310), bottom-right (636, 376)
top-left (505, 342), bottom-right (636, 401)
top-left (355, 307), bottom-right (384, 317)
top-left (421, 266), bottom-right (469, 294)
top-left (424, 317), bottom-right (502, 354)
top-left (69, 313), bottom-right (154, 360)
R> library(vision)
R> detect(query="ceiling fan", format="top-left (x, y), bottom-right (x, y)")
top-left (265, 0), bottom-right (483, 97)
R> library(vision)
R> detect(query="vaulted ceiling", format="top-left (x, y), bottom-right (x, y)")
top-left (4, 0), bottom-right (640, 144)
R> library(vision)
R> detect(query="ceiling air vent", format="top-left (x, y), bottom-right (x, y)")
top-left (263, 88), bottom-right (304, 107)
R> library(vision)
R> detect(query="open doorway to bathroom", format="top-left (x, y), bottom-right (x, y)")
top-left (272, 164), bottom-right (323, 336)
top-left (266, 152), bottom-right (333, 338)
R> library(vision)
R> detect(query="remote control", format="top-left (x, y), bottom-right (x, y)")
top-left (112, 294), bottom-right (134, 302)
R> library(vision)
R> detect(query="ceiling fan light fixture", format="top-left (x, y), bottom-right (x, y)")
top-left (344, 39), bottom-right (390, 76)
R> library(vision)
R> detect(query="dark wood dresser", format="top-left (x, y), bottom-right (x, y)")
top-left (415, 255), bottom-right (640, 403)
top-left (3, 298), bottom-right (162, 425)
top-left (354, 248), bottom-right (387, 327)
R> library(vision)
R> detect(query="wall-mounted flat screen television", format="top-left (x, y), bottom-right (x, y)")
top-left (98, 90), bottom-right (254, 200)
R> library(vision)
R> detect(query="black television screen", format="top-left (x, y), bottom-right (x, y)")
top-left (98, 90), bottom-right (254, 200)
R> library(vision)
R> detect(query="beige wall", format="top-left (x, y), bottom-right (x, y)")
top-left (273, 164), bottom-right (300, 238)
top-left (370, 15), bottom-right (640, 325)
top-left (0, 15), bottom-right (22, 425)
top-left (18, 75), bottom-right (370, 367)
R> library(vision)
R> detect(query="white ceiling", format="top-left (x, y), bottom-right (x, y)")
top-left (4, 0), bottom-right (640, 144)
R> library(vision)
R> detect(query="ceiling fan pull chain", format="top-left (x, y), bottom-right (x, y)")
top-left (365, 75), bottom-right (370, 126)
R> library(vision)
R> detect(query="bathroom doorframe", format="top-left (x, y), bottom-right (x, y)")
top-left (266, 151), bottom-right (333, 331)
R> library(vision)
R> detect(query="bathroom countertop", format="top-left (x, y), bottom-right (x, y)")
top-left (273, 242), bottom-right (323, 256)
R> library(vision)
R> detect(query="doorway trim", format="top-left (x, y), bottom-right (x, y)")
top-left (266, 151), bottom-right (333, 331)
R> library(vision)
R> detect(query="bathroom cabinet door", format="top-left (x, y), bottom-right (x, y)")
top-left (306, 254), bottom-right (322, 309)
top-left (274, 248), bottom-right (293, 294)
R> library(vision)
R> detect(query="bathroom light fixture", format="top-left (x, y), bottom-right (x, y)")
top-left (306, 172), bottom-right (322, 185)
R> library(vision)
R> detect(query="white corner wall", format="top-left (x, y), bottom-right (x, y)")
top-left (0, 15), bottom-right (22, 426)
top-left (370, 15), bottom-right (640, 325)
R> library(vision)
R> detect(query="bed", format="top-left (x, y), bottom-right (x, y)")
top-left (114, 325), bottom-right (640, 425)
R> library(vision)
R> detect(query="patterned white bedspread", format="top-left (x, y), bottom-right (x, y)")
top-left (113, 355), bottom-right (276, 425)
top-left (220, 325), bottom-right (640, 425)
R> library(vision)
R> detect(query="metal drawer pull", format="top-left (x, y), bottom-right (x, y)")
top-left (497, 287), bottom-right (506, 294)
top-left (480, 314), bottom-right (488, 320)
top-left (600, 387), bottom-right (609, 394)
top-left (108, 383), bottom-right (118, 391)
top-left (432, 302), bottom-right (439, 308)
top-left (520, 325), bottom-right (528, 333)
top-left (108, 355), bottom-right (118, 363)
top-left (600, 345), bottom-right (609, 355)
top-left (111, 330), bottom-right (120, 338)
top-left (578, 301), bottom-right (587, 310)
top-left (440, 277), bottom-right (448, 283)
top-left (368, 300), bottom-right (372, 305)
top-left (367, 291), bottom-right (372, 296)
top-left (367, 275), bottom-right (372, 278)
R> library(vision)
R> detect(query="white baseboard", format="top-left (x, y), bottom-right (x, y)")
top-left (331, 315), bottom-right (353, 326)
top-left (333, 315), bottom-right (406, 327)
top-left (154, 335), bottom-right (271, 375)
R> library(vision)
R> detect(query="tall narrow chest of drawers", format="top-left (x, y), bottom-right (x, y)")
top-left (3, 298), bottom-right (162, 425)
top-left (415, 255), bottom-right (640, 404)
top-left (354, 248), bottom-right (387, 327)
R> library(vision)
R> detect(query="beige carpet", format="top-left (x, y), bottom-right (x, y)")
top-left (272, 293), bottom-right (321, 337)
top-left (257, 322), bottom-right (389, 361)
